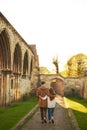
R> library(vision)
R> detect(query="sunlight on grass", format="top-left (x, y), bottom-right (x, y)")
top-left (65, 97), bottom-right (87, 130)
top-left (66, 98), bottom-right (87, 113)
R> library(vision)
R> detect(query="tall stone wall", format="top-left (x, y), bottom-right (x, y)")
top-left (64, 76), bottom-right (87, 99)
top-left (40, 74), bottom-right (87, 99)
top-left (0, 12), bottom-right (39, 107)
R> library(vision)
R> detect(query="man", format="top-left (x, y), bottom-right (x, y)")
top-left (36, 81), bottom-right (49, 124)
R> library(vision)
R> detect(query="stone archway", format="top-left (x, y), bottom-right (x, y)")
top-left (13, 43), bottom-right (22, 101)
top-left (0, 29), bottom-right (11, 69)
top-left (23, 50), bottom-right (28, 76)
top-left (13, 43), bottom-right (22, 74)
top-left (40, 74), bottom-right (64, 96)
top-left (50, 77), bottom-right (64, 96)
top-left (0, 29), bottom-right (11, 106)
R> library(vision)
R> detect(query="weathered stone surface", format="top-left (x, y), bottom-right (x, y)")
top-left (0, 12), bottom-right (39, 107)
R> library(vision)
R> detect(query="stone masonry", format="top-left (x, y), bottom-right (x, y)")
top-left (0, 12), bottom-right (39, 107)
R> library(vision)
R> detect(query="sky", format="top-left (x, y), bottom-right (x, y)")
top-left (0, 0), bottom-right (87, 71)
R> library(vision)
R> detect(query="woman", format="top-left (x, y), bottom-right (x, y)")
top-left (47, 87), bottom-right (56, 124)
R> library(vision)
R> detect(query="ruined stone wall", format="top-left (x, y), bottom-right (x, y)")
top-left (0, 13), bottom-right (39, 106)
top-left (64, 76), bottom-right (87, 99)
top-left (40, 74), bottom-right (64, 96)
top-left (40, 74), bottom-right (87, 99)
top-left (64, 77), bottom-right (83, 97)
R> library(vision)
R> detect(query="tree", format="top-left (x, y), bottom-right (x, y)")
top-left (52, 56), bottom-right (59, 74)
top-left (67, 53), bottom-right (87, 77)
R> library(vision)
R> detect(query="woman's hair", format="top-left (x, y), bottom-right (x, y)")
top-left (49, 88), bottom-right (55, 94)
top-left (49, 88), bottom-right (55, 100)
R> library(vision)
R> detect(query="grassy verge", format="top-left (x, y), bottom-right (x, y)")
top-left (66, 97), bottom-right (87, 130)
top-left (0, 96), bottom-right (38, 130)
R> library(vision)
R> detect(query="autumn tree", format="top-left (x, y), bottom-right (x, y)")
top-left (67, 53), bottom-right (87, 77)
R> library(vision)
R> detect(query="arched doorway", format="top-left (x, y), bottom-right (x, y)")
top-left (0, 29), bottom-right (11, 106)
top-left (50, 77), bottom-right (64, 96)
top-left (13, 43), bottom-right (22, 101)
top-left (23, 51), bottom-right (28, 77)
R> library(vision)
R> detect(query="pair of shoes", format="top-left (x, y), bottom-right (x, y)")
top-left (51, 119), bottom-right (54, 124)
top-left (49, 120), bottom-right (51, 124)
top-left (43, 117), bottom-right (47, 123)
top-left (44, 119), bottom-right (47, 123)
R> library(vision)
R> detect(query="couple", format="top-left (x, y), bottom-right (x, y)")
top-left (36, 81), bottom-right (56, 124)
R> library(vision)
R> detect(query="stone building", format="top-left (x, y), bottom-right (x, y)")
top-left (0, 12), bottom-right (39, 107)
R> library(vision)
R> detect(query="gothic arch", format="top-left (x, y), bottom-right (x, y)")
top-left (30, 57), bottom-right (33, 76)
top-left (23, 50), bottom-right (28, 75)
top-left (13, 43), bottom-right (22, 74)
top-left (0, 29), bottom-right (11, 70)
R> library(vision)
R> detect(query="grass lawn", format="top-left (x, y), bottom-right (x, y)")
top-left (0, 96), bottom-right (38, 130)
top-left (66, 97), bottom-right (87, 130)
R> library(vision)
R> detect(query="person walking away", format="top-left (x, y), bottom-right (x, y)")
top-left (48, 87), bottom-right (56, 124)
top-left (36, 81), bottom-right (49, 124)
top-left (39, 87), bottom-right (56, 124)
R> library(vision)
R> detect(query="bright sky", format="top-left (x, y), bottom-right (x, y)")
top-left (0, 0), bottom-right (87, 71)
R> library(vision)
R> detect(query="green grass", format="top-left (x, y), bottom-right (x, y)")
top-left (0, 96), bottom-right (38, 130)
top-left (66, 97), bottom-right (87, 130)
